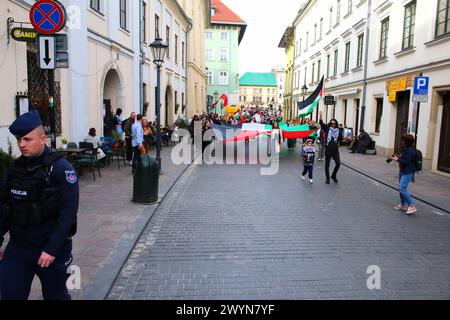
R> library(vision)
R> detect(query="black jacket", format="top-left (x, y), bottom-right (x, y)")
top-left (319, 119), bottom-right (343, 149)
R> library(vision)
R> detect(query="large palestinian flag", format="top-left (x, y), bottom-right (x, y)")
top-left (298, 76), bottom-right (325, 117)
top-left (221, 123), bottom-right (318, 143)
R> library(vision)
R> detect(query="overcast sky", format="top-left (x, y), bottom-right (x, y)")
top-left (221, 0), bottom-right (305, 75)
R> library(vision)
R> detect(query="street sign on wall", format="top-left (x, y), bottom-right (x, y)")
top-left (10, 27), bottom-right (38, 42)
top-left (324, 95), bottom-right (335, 105)
top-left (413, 76), bottom-right (429, 103)
top-left (38, 36), bottom-right (55, 70)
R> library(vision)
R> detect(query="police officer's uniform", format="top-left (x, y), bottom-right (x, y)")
top-left (0, 110), bottom-right (79, 300)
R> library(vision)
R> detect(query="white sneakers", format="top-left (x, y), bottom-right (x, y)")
top-left (301, 176), bottom-right (314, 184)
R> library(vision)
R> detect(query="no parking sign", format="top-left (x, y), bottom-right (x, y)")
top-left (29, 0), bottom-right (67, 35)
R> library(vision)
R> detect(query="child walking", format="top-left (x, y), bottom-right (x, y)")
top-left (301, 139), bottom-right (317, 184)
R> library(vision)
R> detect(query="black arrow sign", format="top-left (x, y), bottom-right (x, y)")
top-left (43, 39), bottom-right (52, 65)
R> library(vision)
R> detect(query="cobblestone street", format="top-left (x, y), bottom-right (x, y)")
top-left (107, 142), bottom-right (450, 300)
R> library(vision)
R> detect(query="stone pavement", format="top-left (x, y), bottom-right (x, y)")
top-left (27, 144), bottom-right (197, 300)
top-left (340, 149), bottom-right (450, 214)
top-left (107, 140), bottom-right (450, 300)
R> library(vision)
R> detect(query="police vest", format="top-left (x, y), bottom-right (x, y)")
top-left (2, 153), bottom-right (62, 226)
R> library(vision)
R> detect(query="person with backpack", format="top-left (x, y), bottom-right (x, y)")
top-left (391, 134), bottom-right (419, 215)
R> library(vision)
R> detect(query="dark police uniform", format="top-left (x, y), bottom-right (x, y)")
top-left (0, 110), bottom-right (79, 300)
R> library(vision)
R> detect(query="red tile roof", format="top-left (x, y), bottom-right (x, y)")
top-left (211, 0), bottom-right (246, 24)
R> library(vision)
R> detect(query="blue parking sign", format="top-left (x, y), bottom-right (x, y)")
top-left (414, 77), bottom-right (429, 96)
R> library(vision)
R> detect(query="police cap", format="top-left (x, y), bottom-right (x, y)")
top-left (9, 109), bottom-right (43, 139)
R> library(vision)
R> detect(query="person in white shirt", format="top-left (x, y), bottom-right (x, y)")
top-left (270, 121), bottom-right (284, 161)
top-left (84, 128), bottom-right (106, 160)
top-left (131, 114), bottom-right (144, 171)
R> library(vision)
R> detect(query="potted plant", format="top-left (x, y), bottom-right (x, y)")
top-left (61, 138), bottom-right (68, 149)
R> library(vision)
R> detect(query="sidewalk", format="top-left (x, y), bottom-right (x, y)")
top-left (340, 148), bottom-right (450, 214)
top-left (28, 144), bottom-right (197, 300)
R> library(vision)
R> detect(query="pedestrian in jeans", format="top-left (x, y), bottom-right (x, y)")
top-left (319, 112), bottom-right (342, 184)
top-left (392, 134), bottom-right (418, 215)
top-left (301, 139), bottom-right (317, 184)
top-left (122, 112), bottom-right (136, 166)
top-left (131, 114), bottom-right (144, 172)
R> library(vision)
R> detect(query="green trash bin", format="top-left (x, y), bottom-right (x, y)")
top-left (133, 154), bottom-right (159, 204)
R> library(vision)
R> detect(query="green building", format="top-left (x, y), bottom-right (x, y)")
top-left (206, 0), bottom-right (246, 114)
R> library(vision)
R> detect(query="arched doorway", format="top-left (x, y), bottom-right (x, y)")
top-left (165, 85), bottom-right (173, 127)
top-left (103, 69), bottom-right (122, 136)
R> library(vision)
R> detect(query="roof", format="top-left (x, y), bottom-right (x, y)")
top-left (239, 73), bottom-right (277, 87)
top-left (278, 26), bottom-right (295, 48)
top-left (210, 0), bottom-right (247, 44)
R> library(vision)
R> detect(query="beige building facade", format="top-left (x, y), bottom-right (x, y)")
top-left (176, 0), bottom-right (211, 117)
top-left (0, 0), bottom-right (208, 155)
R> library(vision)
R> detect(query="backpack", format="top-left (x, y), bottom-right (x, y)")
top-left (415, 149), bottom-right (423, 173)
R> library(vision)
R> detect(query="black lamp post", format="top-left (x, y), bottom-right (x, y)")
top-left (213, 91), bottom-right (219, 115)
top-left (150, 37), bottom-right (168, 171)
top-left (301, 84), bottom-right (308, 120)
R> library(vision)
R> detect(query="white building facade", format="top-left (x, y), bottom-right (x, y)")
top-left (272, 66), bottom-right (286, 111)
top-left (291, 0), bottom-right (450, 174)
top-left (0, 0), bottom-right (191, 155)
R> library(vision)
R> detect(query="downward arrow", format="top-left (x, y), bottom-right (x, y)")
top-left (43, 39), bottom-right (52, 65)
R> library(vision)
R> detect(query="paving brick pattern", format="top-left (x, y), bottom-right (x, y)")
top-left (26, 145), bottom-right (191, 300)
top-left (108, 142), bottom-right (450, 300)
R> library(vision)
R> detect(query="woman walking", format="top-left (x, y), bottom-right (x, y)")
top-left (392, 134), bottom-right (418, 215)
top-left (270, 121), bottom-right (284, 162)
top-left (319, 112), bottom-right (342, 184)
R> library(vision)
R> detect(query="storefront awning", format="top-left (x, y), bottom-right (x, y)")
top-left (333, 88), bottom-right (360, 97)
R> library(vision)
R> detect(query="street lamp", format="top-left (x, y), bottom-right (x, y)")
top-left (150, 37), bottom-right (168, 171)
top-left (213, 91), bottom-right (219, 114)
top-left (301, 84), bottom-right (308, 121)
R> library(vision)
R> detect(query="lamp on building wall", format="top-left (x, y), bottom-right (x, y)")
top-left (301, 84), bottom-right (308, 101)
top-left (150, 37), bottom-right (168, 171)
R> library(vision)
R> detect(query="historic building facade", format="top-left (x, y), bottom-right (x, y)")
top-left (205, 0), bottom-right (246, 114)
top-left (239, 73), bottom-right (278, 109)
top-left (288, 0), bottom-right (450, 173)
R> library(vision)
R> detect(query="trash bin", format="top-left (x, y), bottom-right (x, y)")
top-left (132, 154), bottom-right (159, 204)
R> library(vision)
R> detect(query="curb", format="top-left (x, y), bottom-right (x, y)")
top-left (81, 149), bottom-right (201, 300)
top-left (341, 161), bottom-right (450, 215)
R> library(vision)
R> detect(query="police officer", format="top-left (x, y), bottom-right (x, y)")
top-left (0, 109), bottom-right (79, 300)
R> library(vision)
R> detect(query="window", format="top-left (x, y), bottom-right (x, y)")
top-left (206, 32), bottom-right (213, 40)
top-left (166, 26), bottom-right (170, 58)
top-left (357, 33), bottom-right (364, 67)
top-left (344, 42), bottom-right (351, 72)
top-left (380, 18), bottom-right (389, 59)
top-left (403, 1), bottom-right (416, 49)
top-left (221, 32), bottom-right (228, 40)
top-left (326, 54), bottom-right (331, 78)
top-left (182, 41), bottom-right (185, 67)
top-left (299, 39), bottom-right (302, 55)
top-left (90, 0), bottom-right (101, 12)
top-left (320, 18), bottom-right (323, 40)
top-left (267, 88), bottom-right (271, 95)
top-left (142, 2), bottom-right (147, 43)
top-left (120, 0), bottom-right (128, 30)
top-left (314, 24), bottom-right (317, 44)
top-left (312, 63), bottom-right (315, 83)
top-left (219, 71), bottom-right (228, 85)
top-left (436, 0), bottom-right (450, 37)
top-left (337, 0), bottom-right (341, 24)
top-left (155, 15), bottom-right (160, 38)
top-left (348, 0), bottom-right (352, 14)
top-left (329, 7), bottom-right (333, 30)
top-left (206, 48), bottom-right (213, 61)
top-left (304, 67), bottom-right (307, 85)
top-left (306, 32), bottom-right (309, 50)
top-left (220, 48), bottom-right (228, 61)
top-left (375, 98), bottom-right (383, 133)
top-left (317, 60), bottom-right (321, 81)
top-left (206, 70), bottom-right (213, 85)
top-left (175, 35), bottom-right (178, 63)
top-left (333, 49), bottom-right (338, 76)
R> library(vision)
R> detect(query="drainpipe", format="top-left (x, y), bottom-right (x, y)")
top-left (139, 0), bottom-right (145, 115)
top-left (360, 0), bottom-right (372, 130)
top-left (185, 21), bottom-right (193, 118)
